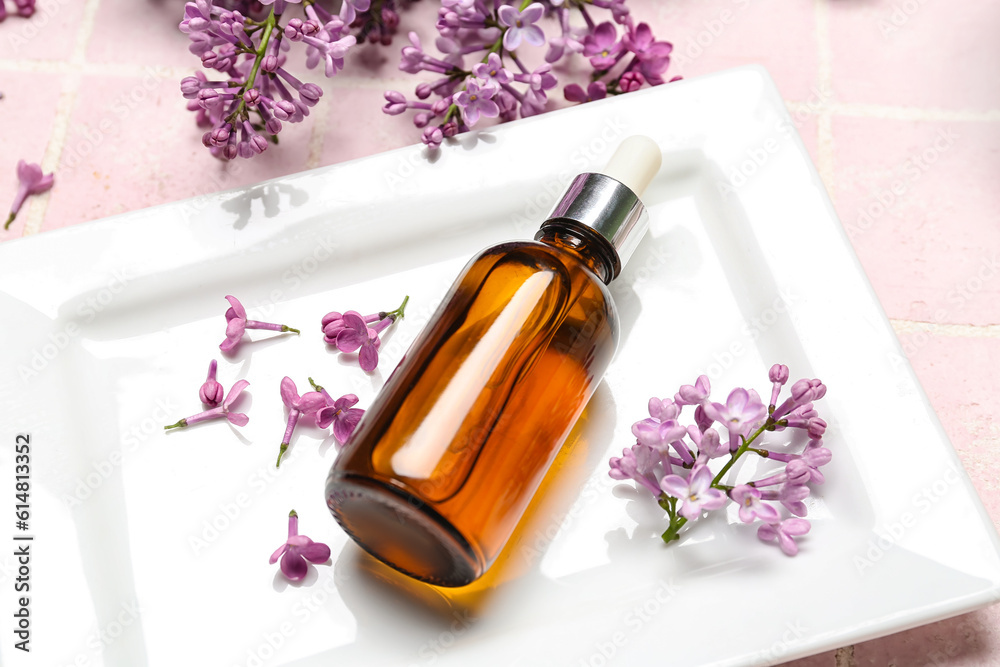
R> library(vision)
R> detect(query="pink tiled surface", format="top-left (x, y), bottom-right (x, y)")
top-left (1, 2), bottom-right (998, 665)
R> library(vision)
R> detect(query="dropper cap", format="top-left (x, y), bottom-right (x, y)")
top-left (540, 136), bottom-right (662, 281)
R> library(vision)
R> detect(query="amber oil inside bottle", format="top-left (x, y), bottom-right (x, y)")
top-left (326, 225), bottom-right (620, 587)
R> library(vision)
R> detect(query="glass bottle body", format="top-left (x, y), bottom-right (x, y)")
top-left (326, 233), bottom-right (619, 587)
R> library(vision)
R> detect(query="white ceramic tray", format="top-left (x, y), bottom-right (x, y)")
top-left (1, 67), bottom-right (999, 667)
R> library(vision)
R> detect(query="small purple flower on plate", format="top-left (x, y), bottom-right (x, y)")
top-left (220, 295), bottom-right (300, 353)
top-left (269, 510), bottom-right (331, 581)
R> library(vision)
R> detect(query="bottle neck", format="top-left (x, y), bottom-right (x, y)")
top-left (534, 225), bottom-right (617, 284)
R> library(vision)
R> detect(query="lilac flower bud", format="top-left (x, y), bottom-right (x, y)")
top-left (676, 375), bottom-right (711, 405)
top-left (648, 397), bottom-right (680, 421)
top-left (211, 124), bottom-right (231, 146)
top-left (400, 47), bottom-right (424, 74)
top-left (262, 55), bottom-right (279, 73)
top-left (693, 404), bottom-right (713, 433)
top-left (237, 141), bottom-right (254, 159)
top-left (224, 136), bottom-right (238, 160)
top-left (299, 83), bottom-right (323, 106)
top-left (789, 379), bottom-right (812, 402)
top-left (200, 360), bottom-right (225, 406)
top-left (415, 83), bottom-right (433, 99)
top-left (442, 120), bottom-right (459, 137)
top-left (803, 445), bottom-right (832, 468)
top-left (382, 7), bottom-right (400, 29)
top-left (243, 88), bottom-right (261, 106)
top-left (768, 363), bottom-right (790, 407)
top-left (293, 99), bottom-right (310, 120)
top-left (201, 131), bottom-right (214, 148)
top-left (180, 76), bottom-right (203, 99)
top-left (303, 19), bottom-right (321, 36)
top-left (810, 380), bottom-right (827, 400)
top-left (187, 16), bottom-right (210, 32)
top-left (285, 18), bottom-right (305, 40)
top-left (200, 50), bottom-right (220, 68)
top-left (421, 126), bottom-right (444, 149)
top-left (619, 71), bottom-right (644, 93)
top-left (272, 100), bottom-right (296, 120)
top-left (784, 460), bottom-right (811, 486)
top-left (250, 134), bottom-right (268, 154)
top-left (807, 418), bottom-right (827, 439)
top-left (383, 90), bottom-right (407, 115)
top-left (198, 88), bottom-right (221, 108)
top-left (487, 92), bottom-right (510, 117)
top-left (698, 428), bottom-right (726, 459)
top-left (413, 113), bottom-right (430, 128)
top-left (431, 97), bottom-right (450, 115)
top-left (265, 118), bottom-right (282, 134)
top-left (777, 483), bottom-right (809, 516)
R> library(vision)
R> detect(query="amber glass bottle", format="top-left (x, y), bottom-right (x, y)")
top-left (326, 137), bottom-right (662, 586)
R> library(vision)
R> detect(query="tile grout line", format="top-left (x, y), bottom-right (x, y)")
top-left (890, 319), bottom-right (1000, 338)
top-left (21, 0), bottom-right (103, 238)
top-left (834, 645), bottom-right (856, 667)
top-left (814, 0), bottom-right (836, 205)
top-left (783, 100), bottom-right (1000, 123)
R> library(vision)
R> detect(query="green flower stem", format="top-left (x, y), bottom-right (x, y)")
top-left (661, 516), bottom-right (687, 543)
top-left (276, 442), bottom-right (288, 467)
top-left (4, 212), bottom-right (15, 230)
top-left (710, 420), bottom-right (771, 488)
top-left (281, 325), bottom-right (300, 334)
top-left (308, 377), bottom-right (323, 392)
top-left (383, 295), bottom-right (410, 321)
top-left (227, 6), bottom-right (278, 125)
top-left (442, 0), bottom-right (534, 126)
top-left (164, 419), bottom-right (188, 430)
top-left (659, 418), bottom-right (776, 544)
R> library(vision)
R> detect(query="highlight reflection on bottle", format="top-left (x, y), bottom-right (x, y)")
top-left (326, 137), bottom-right (662, 587)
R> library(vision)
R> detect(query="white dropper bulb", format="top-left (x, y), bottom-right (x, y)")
top-left (598, 135), bottom-right (662, 199)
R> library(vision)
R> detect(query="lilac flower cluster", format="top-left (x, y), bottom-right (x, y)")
top-left (609, 365), bottom-right (830, 556)
top-left (383, 1), bottom-right (676, 148)
top-left (179, 0), bottom-right (356, 160)
top-left (0, 0), bottom-right (36, 21)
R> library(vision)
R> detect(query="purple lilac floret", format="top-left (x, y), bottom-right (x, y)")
top-left (5, 160), bottom-right (54, 230)
top-left (220, 295), bottom-right (300, 352)
top-left (165, 379), bottom-right (250, 430)
top-left (269, 509), bottom-right (331, 581)
top-left (607, 364), bottom-right (830, 556)
top-left (275, 376), bottom-right (326, 467)
top-left (308, 377), bottom-right (365, 447)
top-left (383, 1), bottom-right (677, 149)
top-left (323, 295), bottom-right (409, 372)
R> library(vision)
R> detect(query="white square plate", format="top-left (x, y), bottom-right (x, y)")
top-left (2, 67), bottom-right (999, 667)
